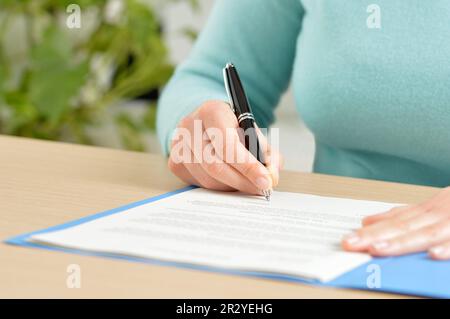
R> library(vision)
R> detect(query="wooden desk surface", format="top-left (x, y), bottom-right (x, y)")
top-left (0, 135), bottom-right (439, 298)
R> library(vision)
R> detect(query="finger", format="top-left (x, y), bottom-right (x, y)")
top-left (200, 141), bottom-right (262, 195)
top-left (176, 114), bottom-right (205, 162)
top-left (170, 120), bottom-right (197, 165)
top-left (168, 156), bottom-right (199, 186)
top-left (227, 131), bottom-right (273, 190)
top-left (184, 161), bottom-right (234, 192)
top-left (362, 205), bottom-right (411, 226)
top-left (429, 241), bottom-right (450, 260)
top-left (368, 219), bottom-right (450, 257)
top-left (179, 117), bottom-right (259, 194)
top-left (199, 104), bottom-right (272, 191)
top-left (343, 205), bottom-right (441, 251)
top-left (176, 138), bottom-right (233, 192)
top-left (185, 163), bottom-right (234, 191)
top-left (364, 191), bottom-right (447, 226)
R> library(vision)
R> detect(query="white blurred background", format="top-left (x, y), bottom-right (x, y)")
top-left (160, 0), bottom-right (315, 172)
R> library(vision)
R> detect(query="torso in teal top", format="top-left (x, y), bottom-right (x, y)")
top-left (157, 0), bottom-right (450, 187)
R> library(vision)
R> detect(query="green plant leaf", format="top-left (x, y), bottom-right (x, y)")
top-left (0, 0), bottom-right (199, 151)
top-left (28, 26), bottom-right (89, 126)
top-left (180, 26), bottom-right (198, 42)
top-left (116, 112), bottom-right (145, 152)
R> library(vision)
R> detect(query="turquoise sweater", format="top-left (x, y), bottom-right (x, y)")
top-left (157, 0), bottom-right (450, 188)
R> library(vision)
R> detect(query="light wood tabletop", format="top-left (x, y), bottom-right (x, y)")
top-left (0, 135), bottom-right (439, 298)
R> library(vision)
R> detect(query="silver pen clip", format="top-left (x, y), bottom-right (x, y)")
top-left (223, 64), bottom-right (235, 113)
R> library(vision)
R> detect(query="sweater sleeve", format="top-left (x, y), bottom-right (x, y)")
top-left (156, 0), bottom-right (304, 155)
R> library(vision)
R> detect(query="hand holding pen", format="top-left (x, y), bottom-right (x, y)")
top-left (167, 65), bottom-right (281, 199)
top-left (223, 63), bottom-right (274, 200)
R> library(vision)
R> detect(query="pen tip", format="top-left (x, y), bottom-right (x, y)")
top-left (262, 189), bottom-right (272, 201)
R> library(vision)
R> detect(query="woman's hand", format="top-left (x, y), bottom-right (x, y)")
top-left (168, 100), bottom-right (282, 195)
top-left (342, 187), bottom-right (450, 260)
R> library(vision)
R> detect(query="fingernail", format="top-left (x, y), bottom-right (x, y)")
top-left (343, 233), bottom-right (361, 246)
top-left (430, 246), bottom-right (445, 257)
top-left (372, 241), bottom-right (390, 251)
top-left (255, 176), bottom-right (271, 190)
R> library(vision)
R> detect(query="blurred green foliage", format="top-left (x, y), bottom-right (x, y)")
top-left (0, 0), bottom-right (196, 151)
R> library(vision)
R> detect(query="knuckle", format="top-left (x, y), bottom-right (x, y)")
top-left (393, 219), bottom-right (413, 232)
top-left (426, 221), bottom-right (450, 241)
top-left (416, 201), bottom-right (434, 213)
top-left (198, 101), bottom-right (219, 118)
top-left (197, 106), bottom-right (209, 119)
top-left (178, 116), bottom-right (192, 128)
top-left (201, 101), bottom-right (234, 122)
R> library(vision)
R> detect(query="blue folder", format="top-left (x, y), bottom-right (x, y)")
top-left (5, 186), bottom-right (450, 298)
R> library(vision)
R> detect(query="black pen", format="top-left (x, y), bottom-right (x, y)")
top-left (223, 63), bottom-right (272, 201)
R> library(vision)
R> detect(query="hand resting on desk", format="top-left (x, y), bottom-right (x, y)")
top-left (343, 187), bottom-right (450, 260)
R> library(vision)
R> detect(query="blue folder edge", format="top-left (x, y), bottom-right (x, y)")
top-left (5, 186), bottom-right (450, 298)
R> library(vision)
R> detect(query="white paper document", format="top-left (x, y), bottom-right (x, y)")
top-left (29, 188), bottom-right (400, 282)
